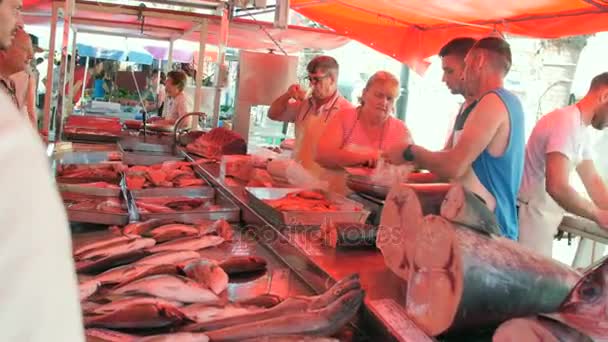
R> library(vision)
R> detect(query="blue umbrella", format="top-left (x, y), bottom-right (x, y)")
top-left (126, 50), bottom-right (154, 65)
top-left (77, 43), bottom-right (126, 61)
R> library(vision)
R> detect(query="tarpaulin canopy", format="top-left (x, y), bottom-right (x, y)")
top-left (22, 0), bottom-right (349, 53)
top-left (291, 0), bottom-right (608, 73)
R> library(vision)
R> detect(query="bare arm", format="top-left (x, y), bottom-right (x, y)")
top-left (443, 134), bottom-right (454, 150)
top-left (546, 153), bottom-right (598, 221)
top-left (577, 159), bottom-right (608, 209)
top-left (315, 111), bottom-right (375, 169)
top-left (409, 93), bottom-right (506, 179)
top-left (268, 85), bottom-right (301, 122)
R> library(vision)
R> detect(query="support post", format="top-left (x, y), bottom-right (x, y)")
top-left (42, 4), bottom-right (58, 135)
top-left (194, 20), bottom-right (208, 130)
top-left (55, 0), bottom-right (75, 141)
top-left (68, 29), bottom-right (78, 109)
top-left (395, 65), bottom-right (410, 122)
top-left (167, 40), bottom-right (174, 73)
top-left (212, 5), bottom-right (229, 128)
top-left (80, 56), bottom-right (89, 106)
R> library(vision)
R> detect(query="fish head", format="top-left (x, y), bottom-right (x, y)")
top-left (558, 258), bottom-right (608, 337)
top-left (335, 288), bottom-right (365, 313)
top-left (157, 303), bottom-right (192, 323)
top-left (562, 260), bottom-right (607, 315)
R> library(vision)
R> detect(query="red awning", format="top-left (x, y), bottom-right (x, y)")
top-left (291, 0), bottom-right (608, 73)
top-left (23, 0), bottom-right (349, 54)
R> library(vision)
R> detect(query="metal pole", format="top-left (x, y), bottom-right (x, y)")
top-left (212, 5), bottom-right (228, 128)
top-left (167, 40), bottom-right (174, 73)
top-left (55, 0), bottom-right (75, 141)
top-left (43, 4), bottom-right (58, 135)
top-left (194, 19), bottom-right (208, 129)
top-left (395, 65), bottom-right (410, 122)
top-left (80, 56), bottom-right (89, 105)
top-left (68, 29), bottom-right (78, 109)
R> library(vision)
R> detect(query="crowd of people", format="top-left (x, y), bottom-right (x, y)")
top-left (269, 40), bottom-right (608, 255)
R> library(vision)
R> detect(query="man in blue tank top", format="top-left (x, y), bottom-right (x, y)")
top-left (385, 37), bottom-right (525, 240)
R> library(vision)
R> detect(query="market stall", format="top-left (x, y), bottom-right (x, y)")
top-left (27, 0), bottom-right (608, 340)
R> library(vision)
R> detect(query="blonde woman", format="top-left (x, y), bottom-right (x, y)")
top-left (316, 71), bottom-right (413, 194)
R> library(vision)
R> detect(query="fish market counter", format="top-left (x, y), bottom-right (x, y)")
top-left (190, 158), bottom-right (435, 341)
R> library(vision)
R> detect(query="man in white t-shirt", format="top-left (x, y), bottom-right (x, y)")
top-left (519, 72), bottom-right (608, 257)
top-left (0, 0), bottom-right (85, 340)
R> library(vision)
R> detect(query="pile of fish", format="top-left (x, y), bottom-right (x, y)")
top-left (63, 115), bottom-right (122, 138)
top-left (57, 163), bottom-right (125, 184)
top-left (64, 196), bottom-right (126, 214)
top-left (74, 218), bottom-right (361, 341)
top-left (264, 190), bottom-right (340, 212)
top-left (126, 161), bottom-right (207, 190)
top-left (185, 127), bottom-right (247, 160)
top-left (136, 197), bottom-right (220, 214)
top-left (67, 182), bottom-right (121, 190)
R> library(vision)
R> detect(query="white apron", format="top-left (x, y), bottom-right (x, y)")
top-left (293, 96), bottom-right (340, 181)
top-left (518, 182), bottom-right (565, 257)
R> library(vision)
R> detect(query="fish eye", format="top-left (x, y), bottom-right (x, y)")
top-left (578, 277), bottom-right (602, 301)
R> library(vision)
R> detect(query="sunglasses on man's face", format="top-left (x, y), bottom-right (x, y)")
top-left (307, 74), bottom-right (329, 84)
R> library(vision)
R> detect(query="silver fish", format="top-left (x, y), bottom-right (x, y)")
top-left (241, 337), bottom-right (339, 342)
top-left (84, 302), bottom-right (191, 329)
top-left (78, 238), bottom-right (156, 261)
top-left (147, 235), bottom-right (224, 253)
top-left (135, 332), bottom-right (209, 342)
top-left (181, 303), bottom-right (261, 324)
top-left (80, 280), bottom-right (100, 301)
top-left (87, 296), bottom-right (184, 316)
top-left (85, 328), bottom-right (137, 342)
top-left (148, 224), bottom-right (201, 243)
top-left (113, 275), bottom-right (220, 304)
top-left (93, 263), bottom-right (179, 286)
top-left (205, 289), bottom-right (364, 341)
top-left (76, 249), bottom-right (148, 274)
top-left (183, 259), bottom-right (229, 295)
top-left (134, 251), bottom-right (201, 267)
top-left (184, 274), bottom-right (361, 332)
top-left (74, 236), bottom-right (133, 258)
top-left (123, 219), bottom-right (175, 236)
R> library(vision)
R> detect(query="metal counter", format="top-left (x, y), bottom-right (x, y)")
top-left (187, 157), bottom-right (432, 341)
top-left (57, 136), bottom-right (488, 340)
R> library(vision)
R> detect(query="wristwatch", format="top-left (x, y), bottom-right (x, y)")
top-left (402, 144), bottom-right (415, 162)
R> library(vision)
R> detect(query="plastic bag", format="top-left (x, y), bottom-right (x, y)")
top-left (370, 157), bottom-right (413, 187)
top-left (285, 160), bottom-right (329, 190)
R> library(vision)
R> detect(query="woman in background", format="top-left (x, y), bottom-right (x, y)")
top-left (162, 70), bottom-right (193, 129)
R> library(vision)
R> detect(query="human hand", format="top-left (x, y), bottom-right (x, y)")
top-left (594, 208), bottom-right (608, 229)
top-left (383, 141), bottom-right (411, 165)
top-left (359, 151), bottom-right (379, 168)
top-left (287, 84), bottom-right (307, 101)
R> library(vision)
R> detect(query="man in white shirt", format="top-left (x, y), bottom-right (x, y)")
top-left (0, 0), bottom-right (84, 340)
top-left (519, 72), bottom-right (608, 257)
